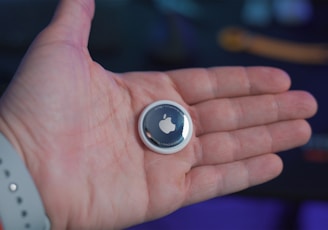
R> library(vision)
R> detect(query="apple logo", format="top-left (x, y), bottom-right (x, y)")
top-left (159, 114), bottom-right (176, 134)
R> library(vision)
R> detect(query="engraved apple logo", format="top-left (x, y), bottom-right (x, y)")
top-left (159, 114), bottom-right (176, 134)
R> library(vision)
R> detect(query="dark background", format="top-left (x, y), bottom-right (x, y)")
top-left (1, 0), bottom-right (328, 229)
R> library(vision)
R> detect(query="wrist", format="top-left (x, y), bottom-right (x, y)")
top-left (0, 117), bottom-right (26, 165)
top-left (0, 116), bottom-right (50, 229)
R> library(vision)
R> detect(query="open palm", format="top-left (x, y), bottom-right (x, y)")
top-left (0, 1), bottom-right (317, 229)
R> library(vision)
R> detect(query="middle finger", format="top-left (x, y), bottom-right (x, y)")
top-left (193, 90), bottom-right (316, 136)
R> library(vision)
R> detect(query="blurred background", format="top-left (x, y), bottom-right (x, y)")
top-left (1, 0), bottom-right (328, 229)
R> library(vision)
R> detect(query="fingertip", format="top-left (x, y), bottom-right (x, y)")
top-left (248, 153), bottom-right (284, 186)
top-left (303, 91), bottom-right (319, 118)
top-left (299, 119), bottom-right (313, 145)
top-left (247, 66), bottom-right (291, 93)
top-left (277, 90), bottom-right (318, 121)
top-left (268, 153), bottom-right (284, 178)
top-left (268, 67), bottom-right (291, 91)
top-left (50, 0), bottom-right (95, 46)
top-left (293, 91), bottom-right (318, 119)
top-left (281, 119), bottom-right (313, 149)
top-left (53, 0), bottom-right (95, 23)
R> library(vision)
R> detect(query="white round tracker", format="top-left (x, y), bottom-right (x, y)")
top-left (138, 100), bottom-right (193, 154)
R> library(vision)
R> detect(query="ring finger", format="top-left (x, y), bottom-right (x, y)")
top-left (193, 119), bottom-right (311, 167)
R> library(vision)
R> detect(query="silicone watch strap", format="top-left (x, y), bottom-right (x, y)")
top-left (0, 133), bottom-right (50, 230)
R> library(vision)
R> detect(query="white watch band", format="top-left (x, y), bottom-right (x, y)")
top-left (0, 133), bottom-right (50, 230)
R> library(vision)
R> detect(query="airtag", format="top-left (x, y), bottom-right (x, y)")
top-left (138, 100), bottom-right (193, 154)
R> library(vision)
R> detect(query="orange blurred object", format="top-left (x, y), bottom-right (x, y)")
top-left (218, 27), bottom-right (328, 65)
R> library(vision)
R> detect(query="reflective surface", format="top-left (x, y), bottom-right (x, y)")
top-left (138, 100), bottom-right (193, 154)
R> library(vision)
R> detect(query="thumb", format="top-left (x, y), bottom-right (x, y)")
top-left (46, 0), bottom-right (95, 48)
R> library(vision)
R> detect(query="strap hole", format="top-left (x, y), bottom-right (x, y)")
top-left (4, 169), bottom-right (10, 178)
top-left (17, 196), bottom-right (23, 204)
top-left (22, 210), bottom-right (28, 217)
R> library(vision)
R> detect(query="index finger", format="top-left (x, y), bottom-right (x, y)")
top-left (167, 66), bottom-right (291, 104)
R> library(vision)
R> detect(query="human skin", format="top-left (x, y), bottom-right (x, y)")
top-left (0, 0), bottom-right (317, 229)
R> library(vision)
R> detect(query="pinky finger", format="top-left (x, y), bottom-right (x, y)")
top-left (183, 153), bottom-right (283, 206)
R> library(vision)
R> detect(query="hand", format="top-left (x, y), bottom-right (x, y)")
top-left (0, 0), bottom-right (317, 229)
